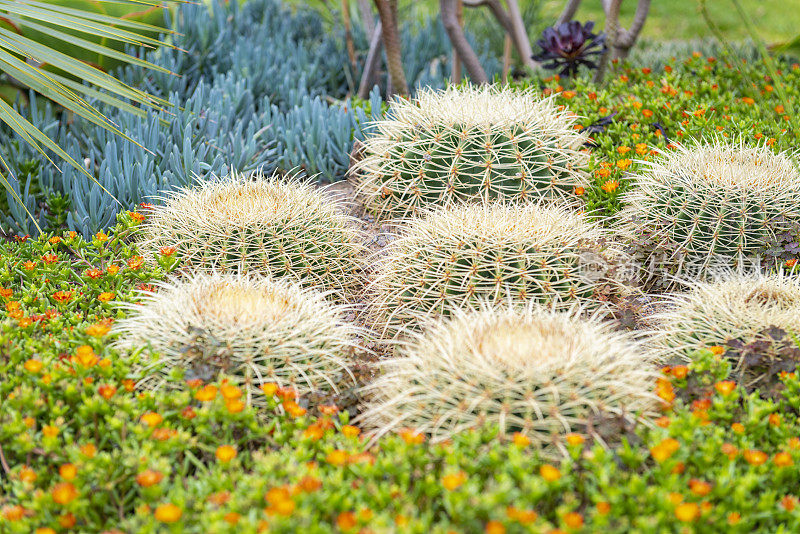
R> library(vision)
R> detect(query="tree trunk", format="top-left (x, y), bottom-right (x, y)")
top-left (555, 0), bottom-right (581, 26)
top-left (341, 0), bottom-right (357, 73)
top-left (373, 0), bottom-right (408, 96)
top-left (440, 0), bottom-right (488, 84)
top-left (451, 0), bottom-right (464, 82)
top-left (357, 0), bottom-right (376, 40)
top-left (614, 0), bottom-right (651, 58)
top-left (594, 0), bottom-right (621, 83)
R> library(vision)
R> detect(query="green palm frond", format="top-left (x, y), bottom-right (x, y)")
top-left (0, 0), bottom-right (185, 232)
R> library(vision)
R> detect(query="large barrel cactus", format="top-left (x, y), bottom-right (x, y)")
top-left (650, 271), bottom-right (800, 357)
top-left (357, 303), bottom-right (658, 453)
top-left (369, 202), bottom-right (626, 337)
top-left (619, 141), bottom-right (800, 283)
top-left (139, 171), bottom-right (366, 299)
top-left (113, 273), bottom-right (361, 403)
top-left (352, 85), bottom-right (590, 219)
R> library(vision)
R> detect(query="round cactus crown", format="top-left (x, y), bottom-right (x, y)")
top-left (113, 272), bottom-right (361, 402)
top-left (649, 270), bottom-right (800, 359)
top-left (358, 302), bottom-right (658, 451)
top-left (139, 171), bottom-right (366, 298)
top-left (353, 84), bottom-right (590, 219)
top-left (369, 202), bottom-right (625, 337)
top-left (619, 140), bottom-right (800, 281)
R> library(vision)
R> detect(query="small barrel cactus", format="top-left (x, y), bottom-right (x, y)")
top-left (649, 271), bottom-right (800, 361)
top-left (352, 85), bottom-right (590, 219)
top-left (357, 303), bottom-right (658, 452)
top-left (368, 202), bottom-right (627, 337)
top-left (619, 141), bottom-right (800, 284)
top-left (139, 171), bottom-right (366, 299)
top-left (113, 273), bottom-right (361, 403)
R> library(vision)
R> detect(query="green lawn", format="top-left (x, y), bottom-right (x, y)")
top-left (322, 0), bottom-right (800, 44)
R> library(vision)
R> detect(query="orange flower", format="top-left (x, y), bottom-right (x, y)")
top-left (98, 384), bottom-right (117, 400)
top-left (107, 265), bottom-right (120, 275)
top-left (671, 365), bottom-right (689, 379)
top-left (127, 256), bottom-right (144, 270)
top-left (136, 469), bottom-right (164, 487)
top-left (689, 479), bottom-right (712, 496)
top-left (220, 384), bottom-right (242, 400)
top-left (24, 359), bottom-right (44, 373)
top-left (563, 512), bottom-right (583, 528)
top-left (154, 503), bottom-right (182, 523)
top-left (731, 422), bottom-right (745, 434)
top-left (485, 520), bottom-right (506, 534)
top-left (98, 292), bottom-right (115, 302)
top-left (769, 413), bottom-right (781, 426)
top-left (42, 253), bottom-right (58, 264)
top-left (512, 432), bottom-right (531, 448)
top-left (714, 381), bottom-right (735, 396)
top-left (159, 246), bottom-right (177, 256)
top-left (43, 425), bottom-right (59, 438)
top-left (86, 323), bottom-right (111, 337)
top-left (596, 502), bottom-right (611, 515)
top-left (75, 345), bottom-right (98, 367)
top-left (655, 416), bottom-right (671, 428)
top-left (506, 506), bottom-right (537, 523)
top-left (601, 180), bottom-right (619, 193)
top-left (260, 383), bottom-right (278, 396)
top-left (773, 452), bottom-right (793, 467)
top-left (744, 449), bottom-right (767, 466)
top-left (152, 428), bottom-right (177, 441)
top-left (319, 404), bottom-right (339, 416)
top-left (2, 505), bottom-right (26, 521)
top-left (337, 512), bottom-right (357, 530)
top-left (740, 97), bottom-right (755, 105)
top-left (721, 443), bottom-right (738, 460)
top-left (297, 476), bottom-right (322, 493)
top-left (442, 471), bottom-right (467, 491)
top-left (19, 466), bottom-right (37, 483)
top-left (561, 90), bottom-right (576, 99)
top-left (52, 482), bottom-right (78, 505)
top-left (574, 186), bottom-right (585, 196)
top-left (59, 463), bottom-right (78, 481)
top-left (341, 425), bottom-right (361, 438)
top-left (642, 109), bottom-right (653, 118)
top-left (399, 429), bottom-right (425, 445)
top-left (539, 464), bottom-right (561, 482)
top-left (565, 433), bottom-right (584, 446)
top-left (675, 502), bottom-right (699, 522)
top-left (617, 146), bottom-right (631, 154)
top-left (226, 399), bottom-right (245, 413)
top-left (781, 495), bottom-right (798, 511)
top-left (727, 512), bottom-right (741, 525)
top-left (216, 445), bottom-right (237, 463)
top-left (650, 438), bottom-right (680, 463)
top-left (95, 231), bottom-right (109, 242)
top-left (141, 412), bottom-right (163, 427)
top-left (52, 290), bottom-right (73, 303)
top-left (283, 400), bottom-right (307, 418)
top-left (326, 449), bottom-right (349, 466)
top-left (195, 384), bottom-right (218, 401)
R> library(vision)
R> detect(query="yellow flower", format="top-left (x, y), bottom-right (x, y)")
top-left (94, 231), bottom-right (109, 242)
top-left (714, 381), bottom-right (735, 396)
top-left (565, 433), bottom-right (585, 446)
top-left (341, 425), bottom-right (361, 438)
top-left (97, 292), bottom-right (115, 302)
top-left (399, 429), bottom-right (424, 445)
top-left (216, 445), bottom-right (237, 463)
top-left (616, 158), bottom-right (632, 169)
top-left (154, 503), bottom-right (182, 523)
top-left (43, 425), bottom-right (59, 438)
top-left (326, 449), bottom-right (349, 466)
top-left (260, 383), bottom-right (278, 396)
top-left (617, 146), bottom-right (631, 154)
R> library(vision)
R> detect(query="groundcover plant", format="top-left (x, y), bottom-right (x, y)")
top-left (2, 1), bottom-right (800, 533)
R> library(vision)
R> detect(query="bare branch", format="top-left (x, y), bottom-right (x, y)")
top-left (374, 0), bottom-right (409, 96)
top-left (555, 0), bottom-right (582, 26)
top-left (616, 0), bottom-right (651, 50)
top-left (357, 0), bottom-right (376, 40)
top-left (505, 0), bottom-right (538, 70)
top-left (441, 0), bottom-right (488, 84)
top-left (594, 0), bottom-right (621, 82)
top-left (357, 21), bottom-right (383, 99)
top-left (462, 0), bottom-right (512, 32)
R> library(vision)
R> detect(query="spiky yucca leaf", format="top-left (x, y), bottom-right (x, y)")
top-left (139, 171), bottom-right (367, 299)
top-left (352, 85), bottom-right (590, 219)
top-left (619, 140), bottom-right (800, 283)
top-left (369, 202), bottom-right (626, 337)
top-left (113, 272), bottom-right (361, 403)
top-left (649, 271), bottom-right (800, 360)
top-left (357, 303), bottom-right (658, 453)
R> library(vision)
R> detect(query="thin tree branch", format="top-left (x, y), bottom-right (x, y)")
top-left (374, 0), bottom-right (408, 96)
top-left (357, 0), bottom-right (376, 40)
top-left (594, 0), bottom-right (621, 82)
top-left (462, 0), bottom-right (512, 32)
top-left (616, 0), bottom-right (651, 50)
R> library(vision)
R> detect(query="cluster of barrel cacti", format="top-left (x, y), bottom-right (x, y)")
top-left (117, 84), bottom-right (800, 453)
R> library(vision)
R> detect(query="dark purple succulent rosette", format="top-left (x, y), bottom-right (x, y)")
top-left (533, 21), bottom-right (607, 76)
